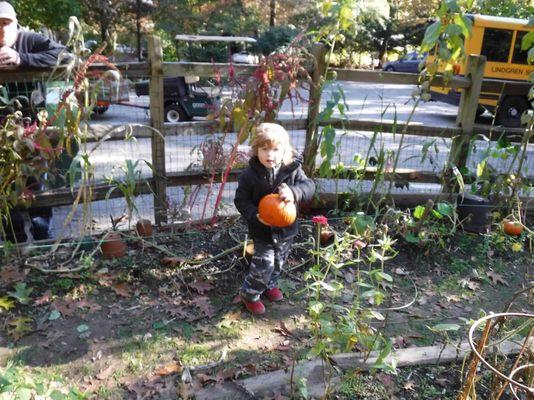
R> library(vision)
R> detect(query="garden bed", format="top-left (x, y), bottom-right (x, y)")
top-left (0, 215), bottom-right (531, 399)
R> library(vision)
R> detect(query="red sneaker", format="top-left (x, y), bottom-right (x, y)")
top-left (242, 298), bottom-right (266, 315)
top-left (264, 287), bottom-right (283, 301)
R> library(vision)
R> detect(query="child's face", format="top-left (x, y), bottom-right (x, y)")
top-left (257, 143), bottom-right (284, 169)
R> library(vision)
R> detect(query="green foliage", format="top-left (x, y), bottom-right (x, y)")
top-left (420, 0), bottom-right (473, 82)
top-left (105, 159), bottom-right (153, 224)
top-left (304, 217), bottom-right (398, 394)
top-left (473, 0), bottom-right (534, 19)
top-left (7, 283), bottom-right (33, 305)
top-left (0, 363), bottom-right (86, 400)
top-left (257, 25), bottom-right (299, 55)
top-left (13, 0), bottom-right (82, 32)
top-left (51, 278), bottom-right (75, 293)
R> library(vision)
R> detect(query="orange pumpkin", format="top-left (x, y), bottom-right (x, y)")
top-left (258, 193), bottom-right (297, 228)
top-left (503, 219), bottom-right (523, 236)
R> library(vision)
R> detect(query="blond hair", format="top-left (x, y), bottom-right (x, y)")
top-left (250, 123), bottom-right (296, 165)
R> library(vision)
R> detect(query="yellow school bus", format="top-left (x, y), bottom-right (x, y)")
top-left (430, 14), bottom-right (533, 127)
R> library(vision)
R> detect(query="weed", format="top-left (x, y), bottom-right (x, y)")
top-left (437, 276), bottom-right (473, 297)
top-left (180, 344), bottom-right (213, 366)
top-left (51, 278), bottom-right (75, 293)
top-left (336, 372), bottom-right (389, 399)
top-left (448, 258), bottom-right (471, 275)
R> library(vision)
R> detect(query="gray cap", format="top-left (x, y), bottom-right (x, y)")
top-left (0, 2), bottom-right (16, 21)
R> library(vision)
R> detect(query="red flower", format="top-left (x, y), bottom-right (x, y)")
top-left (312, 215), bottom-right (328, 225)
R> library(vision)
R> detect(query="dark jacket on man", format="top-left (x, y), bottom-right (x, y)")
top-left (234, 155), bottom-right (315, 244)
top-left (14, 30), bottom-right (66, 68)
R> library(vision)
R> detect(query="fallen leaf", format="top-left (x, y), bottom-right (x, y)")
top-left (273, 322), bottom-right (293, 338)
top-left (393, 336), bottom-right (408, 348)
top-left (458, 278), bottom-right (480, 291)
top-left (188, 279), bottom-right (213, 295)
top-left (0, 266), bottom-right (26, 285)
top-left (34, 290), bottom-right (53, 306)
top-left (96, 364), bottom-right (117, 380)
top-left (6, 317), bottom-right (32, 340)
top-left (377, 373), bottom-right (397, 394)
top-left (0, 296), bottom-right (15, 311)
top-left (111, 282), bottom-right (133, 298)
top-left (191, 297), bottom-right (216, 319)
top-left (276, 339), bottom-right (291, 351)
top-left (403, 380), bottom-right (416, 391)
top-left (394, 268), bottom-right (408, 276)
top-left (154, 362), bottom-right (183, 376)
top-left (195, 373), bottom-right (215, 385)
top-left (242, 364), bottom-right (257, 375)
top-left (467, 281), bottom-right (480, 291)
top-left (215, 368), bottom-right (235, 383)
top-left (487, 271), bottom-right (509, 286)
top-left (444, 294), bottom-right (461, 302)
top-left (51, 298), bottom-right (77, 317)
top-left (161, 256), bottom-right (186, 268)
top-left (218, 310), bottom-right (242, 328)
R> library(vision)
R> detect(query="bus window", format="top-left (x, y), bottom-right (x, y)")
top-left (512, 31), bottom-right (528, 65)
top-left (481, 28), bottom-right (513, 62)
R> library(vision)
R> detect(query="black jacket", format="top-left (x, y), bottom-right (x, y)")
top-left (234, 155), bottom-right (315, 243)
top-left (14, 30), bottom-right (66, 68)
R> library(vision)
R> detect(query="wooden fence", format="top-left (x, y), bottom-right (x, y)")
top-left (1, 35), bottom-right (532, 226)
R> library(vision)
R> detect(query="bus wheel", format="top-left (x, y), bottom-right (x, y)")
top-left (164, 103), bottom-right (187, 123)
top-left (497, 96), bottom-right (528, 128)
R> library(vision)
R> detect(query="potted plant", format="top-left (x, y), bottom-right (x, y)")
top-left (100, 215), bottom-right (127, 259)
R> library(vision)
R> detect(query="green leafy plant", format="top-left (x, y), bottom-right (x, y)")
top-left (7, 283), bottom-right (33, 305)
top-left (105, 158), bottom-right (153, 227)
top-left (0, 363), bottom-right (86, 399)
top-left (304, 215), bottom-right (397, 396)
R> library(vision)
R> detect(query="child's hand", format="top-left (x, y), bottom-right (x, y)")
top-left (257, 213), bottom-right (271, 226)
top-left (278, 183), bottom-right (294, 203)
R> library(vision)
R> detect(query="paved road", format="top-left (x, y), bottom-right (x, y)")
top-left (86, 81), bottom-right (529, 181)
top-left (91, 81), bottom-right (468, 126)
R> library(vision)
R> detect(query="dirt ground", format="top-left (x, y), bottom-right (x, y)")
top-left (0, 216), bottom-right (531, 399)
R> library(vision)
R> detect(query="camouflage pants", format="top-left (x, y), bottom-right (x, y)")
top-left (240, 238), bottom-right (292, 302)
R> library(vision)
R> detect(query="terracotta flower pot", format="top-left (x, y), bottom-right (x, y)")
top-left (101, 232), bottom-right (127, 259)
top-left (136, 219), bottom-right (153, 237)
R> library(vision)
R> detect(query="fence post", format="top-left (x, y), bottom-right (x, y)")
top-left (445, 54), bottom-right (486, 192)
top-left (147, 35), bottom-right (167, 225)
top-left (303, 43), bottom-right (327, 176)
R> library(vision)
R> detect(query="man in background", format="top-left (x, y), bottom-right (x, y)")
top-left (0, 1), bottom-right (66, 67)
top-left (0, 1), bottom-right (68, 243)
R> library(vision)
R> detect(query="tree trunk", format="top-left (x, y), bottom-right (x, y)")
top-left (100, 19), bottom-right (108, 44)
top-left (378, 0), bottom-right (396, 69)
top-left (136, 0), bottom-right (142, 61)
top-left (269, 0), bottom-right (276, 27)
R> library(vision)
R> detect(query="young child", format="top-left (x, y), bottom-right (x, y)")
top-left (234, 123), bottom-right (315, 314)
